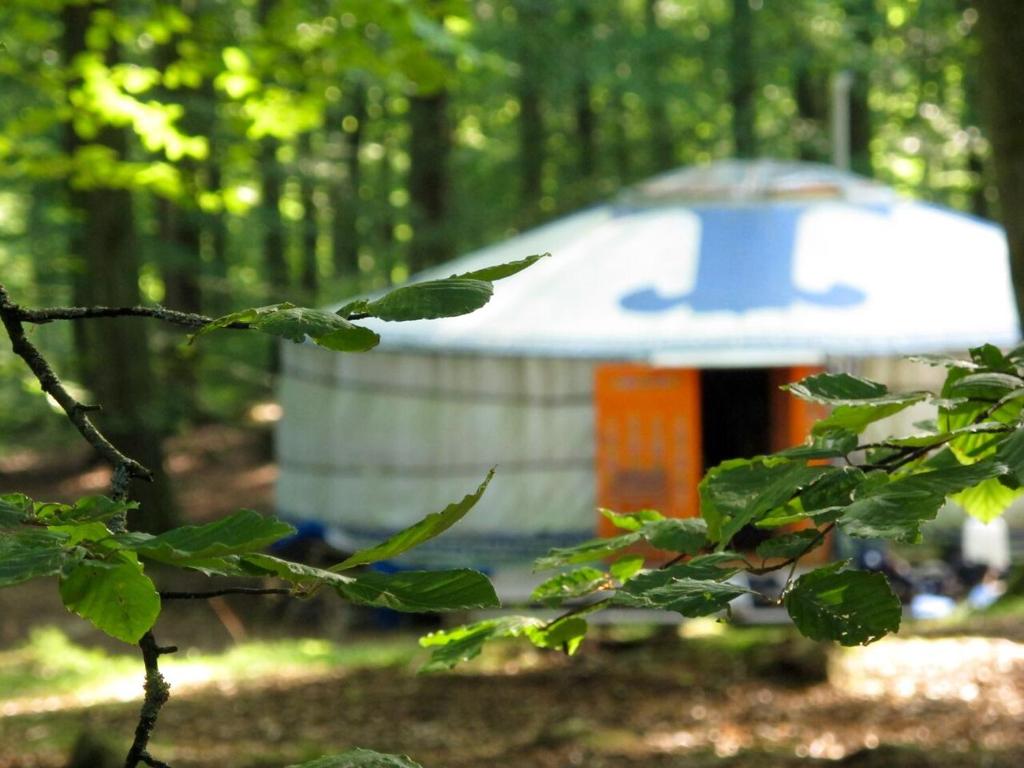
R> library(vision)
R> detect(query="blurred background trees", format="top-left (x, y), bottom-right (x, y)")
top-left (0, 0), bottom-right (1017, 530)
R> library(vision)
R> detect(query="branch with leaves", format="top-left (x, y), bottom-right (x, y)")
top-left (419, 344), bottom-right (1024, 670)
top-left (0, 255), bottom-right (544, 768)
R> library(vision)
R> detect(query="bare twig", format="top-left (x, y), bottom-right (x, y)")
top-left (0, 285), bottom-right (153, 488)
top-left (124, 632), bottom-right (176, 768)
top-left (159, 587), bottom-right (291, 600)
top-left (11, 303), bottom-right (214, 329)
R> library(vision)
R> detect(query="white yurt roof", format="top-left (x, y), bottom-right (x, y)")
top-left (351, 160), bottom-right (1019, 365)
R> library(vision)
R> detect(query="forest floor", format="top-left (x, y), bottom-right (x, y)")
top-left (1, 427), bottom-right (1023, 768)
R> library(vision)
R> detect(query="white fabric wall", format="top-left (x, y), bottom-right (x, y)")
top-left (275, 342), bottom-right (600, 567)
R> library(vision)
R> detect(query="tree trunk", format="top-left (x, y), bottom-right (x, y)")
top-left (330, 83), bottom-right (365, 279)
top-left (644, 0), bottom-right (674, 171)
top-left (407, 90), bottom-right (452, 274)
top-left (259, 138), bottom-right (289, 292)
top-left (730, 0), bottom-right (757, 159)
top-left (298, 132), bottom-right (320, 299)
top-left (61, 2), bottom-right (178, 533)
top-left (516, 1), bottom-right (546, 223)
top-left (573, 6), bottom-right (596, 184)
top-left (977, 0), bottom-right (1024, 328)
top-left (845, 0), bottom-right (875, 176)
top-left (795, 66), bottom-right (829, 163)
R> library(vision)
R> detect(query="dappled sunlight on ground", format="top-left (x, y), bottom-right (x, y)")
top-left (3, 627), bottom-right (1024, 767)
top-left (832, 636), bottom-right (1024, 707)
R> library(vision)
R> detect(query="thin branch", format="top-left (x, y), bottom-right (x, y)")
top-left (124, 632), bottom-right (176, 768)
top-left (159, 587), bottom-right (291, 600)
top-left (12, 303), bottom-right (214, 329)
top-left (0, 285), bottom-right (153, 487)
top-left (746, 523), bottom-right (836, 576)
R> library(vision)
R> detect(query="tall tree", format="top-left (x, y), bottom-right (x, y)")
top-left (644, 0), bottom-right (675, 171)
top-left (730, 0), bottom-right (757, 158)
top-left (846, 0), bottom-right (876, 176)
top-left (407, 89), bottom-right (453, 273)
top-left (61, 1), bottom-right (177, 532)
top-left (298, 131), bottom-right (320, 298)
top-left (329, 82), bottom-right (366, 279)
top-left (977, 0), bottom-right (1024, 326)
top-left (515, 0), bottom-right (547, 223)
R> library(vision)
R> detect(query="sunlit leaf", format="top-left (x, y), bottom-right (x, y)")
top-left (755, 529), bottom-right (824, 561)
top-left (533, 532), bottom-right (642, 571)
top-left (784, 563), bottom-right (900, 646)
top-left (361, 278), bottom-right (492, 321)
top-left (952, 477), bottom-right (1023, 523)
top-left (420, 616), bottom-right (544, 671)
top-left (337, 569), bottom-right (498, 612)
top-left (0, 529), bottom-right (70, 587)
top-left (286, 749), bottom-right (423, 768)
top-left (122, 510), bottom-right (295, 562)
top-left (333, 470), bottom-right (493, 570)
top-left (59, 559), bottom-right (160, 644)
top-left (599, 508), bottom-right (663, 531)
top-left (530, 567), bottom-right (610, 605)
top-left (453, 253), bottom-right (548, 281)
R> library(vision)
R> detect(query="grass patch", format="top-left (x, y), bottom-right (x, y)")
top-left (0, 627), bottom-right (421, 707)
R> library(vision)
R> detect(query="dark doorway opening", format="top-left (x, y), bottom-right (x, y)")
top-left (700, 368), bottom-right (773, 470)
top-left (700, 368), bottom-right (775, 551)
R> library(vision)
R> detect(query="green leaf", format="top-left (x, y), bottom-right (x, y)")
top-left (784, 372), bottom-right (889, 401)
top-left (240, 553), bottom-right (353, 589)
top-left (333, 470), bottom-right (493, 571)
top-left (337, 569), bottom-right (499, 612)
top-left (599, 508), bottom-right (664, 531)
top-left (801, 467), bottom-right (866, 511)
top-left (530, 567), bottom-right (610, 605)
top-left (123, 510), bottom-right (295, 563)
top-left (614, 572), bottom-right (750, 617)
top-left (970, 344), bottom-right (1013, 371)
top-left (777, 429), bottom-right (859, 459)
top-left (643, 517), bottom-right (707, 554)
top-left (784, 563), bottom-right (901, 646)
top-left (755, 530), bottom-right (825, 561)
top-left (906, 353), bottom-right (981, 370)
top-left (189, 303), bottom-right (286, 342)
top-left (361, 278), bottom-right (492, 321)
top-left (0, 494), bottom-right (33, 527)
top-left (952, 477), bottom-right (1024, 523)
top-left (840, 460), bottom-right (1007, 542)
top-left (46, 496), bottom-right (137, 524)
top-left (255, 306), bottom-right (380, 351)
top-left (609, 554), bottom-right (645, 582)
top-left (286, 749), bottom-right (423, 768)
top-left (526, 616), bottom-right (588, 654)
top-left (995, 427), bottom-right (1024, 483)
top-left (453, 253), bottom-right (548, 282)
top-left (946, 373), bottom-right (1023, 401)
top-left (0, 529), bottom-right (70, 587)
top-left (784, 372), bottom-right (928, 436)
top-left (534, 532), bottom-right (642, 571)
top-left (191, 303), bottom-right (380, 352)
top-left (59, 559), bottom-right (160, 643)
top-left (420, 616), bottom-right (544, 671)
top-left (700, 458), bottom-right (830, 544)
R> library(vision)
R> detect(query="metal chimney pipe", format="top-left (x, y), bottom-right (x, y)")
top-left (832, 70), bottom-right (854, 171)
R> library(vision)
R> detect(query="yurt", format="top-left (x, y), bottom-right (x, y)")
top-left (275, 160), bottom-right (1020, 570)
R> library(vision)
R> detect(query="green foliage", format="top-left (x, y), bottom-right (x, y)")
top-left (59, 557), bottom-right (161, 644)
top-left (287, 749), bottom-right (423, 768)
top-left (349, 278), bottom-right (493, 322)
top-left (191, 303), bottom-right (381, 352)
top-left (332, 470), bottom-right (493, 570)
top-left (784, 562), bottom-right (901, 646)
top-left (428, 345), bottom-right (1024, 672)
